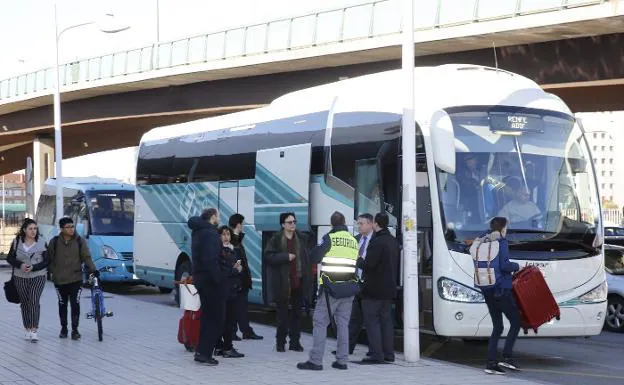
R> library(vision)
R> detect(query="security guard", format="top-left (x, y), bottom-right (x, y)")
top-left (297, 211), bottom-right (359, 371)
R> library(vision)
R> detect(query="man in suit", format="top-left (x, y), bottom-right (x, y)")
top-left (332, 213), bottom-right (374, 356)
top-left (358, 213), bottom-right (399, 364)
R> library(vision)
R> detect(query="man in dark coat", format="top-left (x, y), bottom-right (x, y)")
top-left (264, 212), bottom-right (313, 352)
top-left (358, 213), bottom-right (399, 364)
top-left (188, 208), bottom-right (225, 366)
top-left (229, 213), bottom-right (263, 340)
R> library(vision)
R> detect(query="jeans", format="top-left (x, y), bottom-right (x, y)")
top-left (483, 289), bottom-right (521, 363)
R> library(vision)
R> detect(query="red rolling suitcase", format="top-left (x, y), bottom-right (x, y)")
top-left (512, 266), bottom-right (560, 334)
top-left (177, 310), bottom-right (201, 352)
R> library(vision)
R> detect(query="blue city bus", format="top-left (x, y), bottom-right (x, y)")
top-left (36, 177), bottom-right (141, 285)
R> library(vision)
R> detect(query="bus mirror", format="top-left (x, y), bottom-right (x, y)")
top-left (76, 223), bottom-right (86, 237)
top-left (430, 111), bottom-right (456, 174)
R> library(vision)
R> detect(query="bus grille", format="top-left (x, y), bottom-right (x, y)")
top-left (121, 252), bottom-right (133, 261)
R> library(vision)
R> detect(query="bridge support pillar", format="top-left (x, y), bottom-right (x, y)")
top-left (32, 136), bottom-right (55, 214)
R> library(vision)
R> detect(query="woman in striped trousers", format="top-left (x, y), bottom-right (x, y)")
top-left (6, 218), bottom-right (49, 342)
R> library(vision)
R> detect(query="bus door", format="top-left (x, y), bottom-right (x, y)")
top-left (394, 153), bottom-right (434, 331)
top-left (254, 143), bottom-right (312, 232)
top-left (217, 181), bottom-right (239, 220)
top-left (254, 143), bottom-right (312, 304)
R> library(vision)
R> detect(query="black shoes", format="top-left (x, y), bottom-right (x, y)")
top-left (360, 357), bottom-right (384, 364)
top-left (485, 362), bottom-right (506, 375)
top-left (222, 349), bottom-right (245, 358)
top-left (276, 344), bottom-right (286, 352)
top-left (243, 332), bottom-right (263, 340)
top-left (332, 361), bottom-right (348, 370)
top-left (194, 354), bottom-right (219, 366)
top-left (71, 330), bottom-right (81, 341)
top-left (232, 334), bottom-right (242, 341)
top-left (289, 343), bottom-right (304, 352)
top-left (297, 361), bottom-right (323, 371)
top-left (498, 358), bottom-right (520, 371)
top-left (59, 328), bottom-right (68, 339)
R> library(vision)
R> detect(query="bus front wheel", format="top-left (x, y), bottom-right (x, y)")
top-left (174, 259), bottom-right (192, 306)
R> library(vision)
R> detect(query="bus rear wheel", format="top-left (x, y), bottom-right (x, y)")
top-left (174, 259), bottom-right (192, 307)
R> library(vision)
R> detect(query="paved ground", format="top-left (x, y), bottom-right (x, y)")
top-left (0, 267), bottom-right (541, 385)
top-left (101, 279), bottom-right (624, 385)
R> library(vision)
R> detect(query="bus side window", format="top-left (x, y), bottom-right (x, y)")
top-left (355, 158), bottom-right (383, 218)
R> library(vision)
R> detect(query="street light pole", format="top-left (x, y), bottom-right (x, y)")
top-left (401, 0), bottom-right (420, 362)
top-left (53, 3), bottom-right (65, 226)
top-left (52, 3), bottom-right (130, 224)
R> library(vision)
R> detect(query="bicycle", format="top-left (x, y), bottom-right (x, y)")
top-left (85, 267), bottom-right (114, 341)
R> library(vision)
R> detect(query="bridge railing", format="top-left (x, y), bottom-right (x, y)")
top-left (0, 0), bottom-right (606, 102)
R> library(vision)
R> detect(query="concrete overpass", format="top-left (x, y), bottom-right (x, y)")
top-left (1, 0), bottom-right (624, 177)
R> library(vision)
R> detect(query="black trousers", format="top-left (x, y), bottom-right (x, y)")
top-left (362, 298), bottom-right (394, 361)
top-left (219, 298), bottom-right (237, 351)
top-left (348, 294), bottom-right (368, 354)
top-left (55, 281), bottom-right (82, 330)
top-left (233, 289), bottom-right (255, 336)
top-left (275, 288), bottom-right (302, 345)
top-left (196, 286), bottom-right (226, 358)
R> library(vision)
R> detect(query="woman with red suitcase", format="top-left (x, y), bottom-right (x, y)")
top-left (470, 217), bottom-right (521, 375)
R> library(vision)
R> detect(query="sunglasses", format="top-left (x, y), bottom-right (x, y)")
top-left (284, 220), bottom-right (297, 225)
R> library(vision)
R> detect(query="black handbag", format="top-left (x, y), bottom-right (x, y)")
top-left (321, 276), bottom-right (360, 299)
top-left (4, 239), bottom-right (20, 304)
top-left (4, 269), bottom-right (20, 304)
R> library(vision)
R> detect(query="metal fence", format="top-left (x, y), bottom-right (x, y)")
top-left (0, 0), bottom-right (606, 102)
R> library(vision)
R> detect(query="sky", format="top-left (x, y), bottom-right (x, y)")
top-left (0, 0), bottom-right (622, 186)
top-left (0, 0), bottom-right (367, 181)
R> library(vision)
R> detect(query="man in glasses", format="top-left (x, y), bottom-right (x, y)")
top-left (48, 217), bottom-right (98, 340)
top-left (265, 212), bottom-right (313, 353)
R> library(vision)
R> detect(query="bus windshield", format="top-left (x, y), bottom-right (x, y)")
top-left (86, 190), bottom-right (135, 236)
top-left (437, 107), bottom-right (600, 255)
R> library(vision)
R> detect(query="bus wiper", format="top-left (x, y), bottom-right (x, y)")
top-left (96, 232), bottom-right (132, 236)
top-left (516, 238), bottom-right (598, 254)
top-left (506, 229), bottom-right (555, 235)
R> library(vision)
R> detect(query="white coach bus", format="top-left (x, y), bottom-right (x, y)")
top-left (133, 64), bottom-right (606, 337)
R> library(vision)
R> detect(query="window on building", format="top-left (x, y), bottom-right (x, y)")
top-left (593, 146), bottom-right (598, 151)
top-left (602, 146), bottom-right (606, 151)
top-left (610, 183), bottom-right (614, 189)
top-left (610, 146), bottom-right (614, 152)
top-left (602, 183), bottom-right (606, 189)
top-left (609, 158), bottom-right (614, 164)
top-left (611, 171), bottom-right (614, 177)
top-left (602, 159), bottom-right (606, 164)
top-left (602, 133), bottom-right (606, 139)
top-left (593, 133), bottom-right (597, 139)
top-left (602, 171), bottom-right (606, 177)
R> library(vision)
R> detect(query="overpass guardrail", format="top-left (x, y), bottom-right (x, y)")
top-left (0, 0), bottom-right (606, 102)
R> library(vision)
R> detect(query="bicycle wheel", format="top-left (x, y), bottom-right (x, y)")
top-left (94, 295), bottom-right (104, 342)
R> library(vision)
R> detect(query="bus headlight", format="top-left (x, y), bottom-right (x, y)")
top-left (578, 281), bottom-right (607, 304)
top-left (102, 245), bottom-right (120, 260)
top-left (438, 277), bottom-right (485, 303)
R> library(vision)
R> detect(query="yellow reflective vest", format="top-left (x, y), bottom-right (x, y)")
top-left (320, 230), bottom-right (359, 284)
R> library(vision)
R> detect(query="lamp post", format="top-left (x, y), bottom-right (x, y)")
top-left (53, 3), bottom-right (130, 222)
top-left (401, 0), bottom-right (419, 363)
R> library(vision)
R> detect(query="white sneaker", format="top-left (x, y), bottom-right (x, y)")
top-left (24, 331), bottom-right (31, 341)
top-left (30, 332), bottom-right (38, 342)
